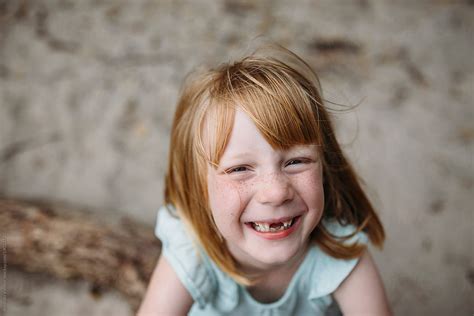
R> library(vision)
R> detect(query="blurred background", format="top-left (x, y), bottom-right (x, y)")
top-left (0, 0), bottom-right (472, 315)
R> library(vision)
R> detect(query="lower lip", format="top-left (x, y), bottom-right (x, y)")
top-left (247, 216), bottom-right (302, 240)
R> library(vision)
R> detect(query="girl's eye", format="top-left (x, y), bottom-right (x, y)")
top-left (286, 159), bottom-right (305, 166)
top-left (227, 166), bottom-right (248, 173)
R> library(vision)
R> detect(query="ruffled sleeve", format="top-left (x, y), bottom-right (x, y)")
top-left (307, 220), bottom-right (369, 305)
top-left (154, 205), bottom-right (216, 308)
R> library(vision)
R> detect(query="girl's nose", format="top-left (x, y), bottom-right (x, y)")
top-left (255, 172), bottom-right (295, 206)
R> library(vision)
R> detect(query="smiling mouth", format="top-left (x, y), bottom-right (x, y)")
top-left (246, 216), bottom-right (300, 233)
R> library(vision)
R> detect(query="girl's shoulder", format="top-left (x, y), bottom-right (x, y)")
top-left (155, 205), bottom-right (217, 308)
top-left (154, 205), bottom-right (239, 311)
top-left (305, 219), bottom-right (368, 301)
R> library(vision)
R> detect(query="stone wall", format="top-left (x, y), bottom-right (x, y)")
top-left (1, 0), bottom-right (473, 315)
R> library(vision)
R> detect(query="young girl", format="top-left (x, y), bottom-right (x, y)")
top-left (138, 45), bottom-right (391, 315)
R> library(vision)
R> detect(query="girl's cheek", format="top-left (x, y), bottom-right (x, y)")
top-left (292, 168), bottom-right (325, 204)
top-left (299, 169), bottom-right (323, 188)
top-left (235, 179), bottom-right (255, 198)
top-left (207, 176), bottom-right (243, 214)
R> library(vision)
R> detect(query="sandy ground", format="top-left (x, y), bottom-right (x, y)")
top-left (0, 1), bottom-right (473, 315)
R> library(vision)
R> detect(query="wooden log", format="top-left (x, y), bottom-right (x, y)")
top-left (0, 198), bottom-right (161, 312)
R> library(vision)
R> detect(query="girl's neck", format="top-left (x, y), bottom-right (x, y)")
top-left (240, 242), bottom-right (310, 303)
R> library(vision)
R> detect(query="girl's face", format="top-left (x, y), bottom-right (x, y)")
top-left (207, 109), bottom-right (324, 272)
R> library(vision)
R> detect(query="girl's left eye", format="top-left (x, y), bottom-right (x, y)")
top-left (286, 159), bottom-right (305, 166)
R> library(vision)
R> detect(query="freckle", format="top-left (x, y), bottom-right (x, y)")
top-left (238, 184), bottom-right (250, 195)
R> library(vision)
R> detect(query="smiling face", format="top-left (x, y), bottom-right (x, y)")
top-left (207, 109), bottom-right (325, 272)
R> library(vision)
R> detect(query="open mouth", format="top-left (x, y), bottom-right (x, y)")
top-left (246, 216), bottom-right (300, 233)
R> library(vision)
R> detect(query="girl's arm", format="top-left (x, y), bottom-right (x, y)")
top-left (137, 255), bottom-right (193, 316)
top-left (333, 250), bottom-right (392, 316)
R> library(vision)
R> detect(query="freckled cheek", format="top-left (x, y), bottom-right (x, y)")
top-left (207, 177), bottom-right (244, 223)
top-left (235, 180), bottom-right (255, 199)
top-left (293, 169), bottom-right (325, 208)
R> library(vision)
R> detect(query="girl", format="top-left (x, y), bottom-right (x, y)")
top-left (138, 45), bottom-right (391, 315)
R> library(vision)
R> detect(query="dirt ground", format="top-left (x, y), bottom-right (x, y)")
top-left (0, 1), bottom-right (473, 315)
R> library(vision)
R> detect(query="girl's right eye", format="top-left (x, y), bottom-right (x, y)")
top-left (226, 166), bottom-right (248, 173)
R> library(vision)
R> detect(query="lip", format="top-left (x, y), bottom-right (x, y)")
top-left (245, 215), bottom-right (302, 240)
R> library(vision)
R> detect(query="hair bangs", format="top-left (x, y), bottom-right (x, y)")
top-left (226, 59), bottom-right (322, 150)
top-left (197, 97), bottom-right (236, 169)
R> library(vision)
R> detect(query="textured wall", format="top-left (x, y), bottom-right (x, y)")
top-left (1, 0), bottom-right (473, 315)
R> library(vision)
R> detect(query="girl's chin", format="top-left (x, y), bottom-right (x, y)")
top-left (236, 242), bottom-right (306, 272)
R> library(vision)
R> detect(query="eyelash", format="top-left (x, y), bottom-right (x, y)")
top-left (227, 166), bottom-right (249, 173)
top-left (225, 159), bottom-right (310, 174)
top-left (286, 159), bottom-right (305, 166)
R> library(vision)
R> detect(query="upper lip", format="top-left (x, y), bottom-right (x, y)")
top-left (245, 215), bottom-right (299, 224)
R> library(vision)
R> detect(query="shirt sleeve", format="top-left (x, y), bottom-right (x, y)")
top-left (154, 205), bottom-right (216, 308)
top-left (307, 220), bottom-right (369, 303)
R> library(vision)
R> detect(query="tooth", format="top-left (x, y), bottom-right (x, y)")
top-left (254, 222), bottom-right (269, 232)
top-left (253, 220), bottom-right (296, 232)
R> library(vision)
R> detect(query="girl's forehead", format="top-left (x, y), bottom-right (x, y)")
top-left (200, 105), bottom-right (322, 167)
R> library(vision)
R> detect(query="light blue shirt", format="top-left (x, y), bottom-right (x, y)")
top-left (155, 206), bottom-right (368, 316)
